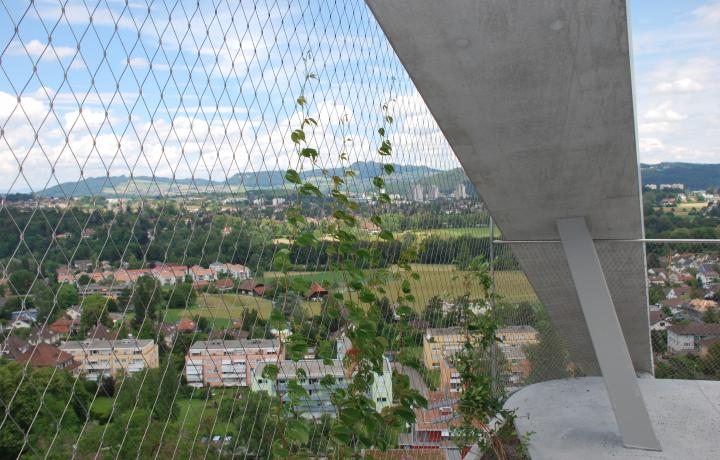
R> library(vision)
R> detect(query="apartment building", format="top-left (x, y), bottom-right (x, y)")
top-left (251, 357), bottom-right (393, 416)
top-left (496, 326), bottom-right (539, 346)
top-left (422, 327), bottom-right (464, 369)
top-left (184, 339), bottom-right (282, 387)
top-left (60, 339), bottom-right (159, 380)
top-left (209, 262), bottom-right (252, 280)
top-left (251, 359), bottom-right (347, 418)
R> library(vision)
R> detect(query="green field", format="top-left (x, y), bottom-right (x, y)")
top-left (176, 397), bottom-right (233, 437)
top-left (364, 264), bottom-right (537, 309)
top-left (657, 202), bottom-right (708, 217)
top-left (396, 226), bottom-right (498, 241)
top-left (90, 397), bottom-right (114, 420)
top-left (160, 293), bottom-right (322, 325)
top-left (157, 265), bottom-right (535, 325)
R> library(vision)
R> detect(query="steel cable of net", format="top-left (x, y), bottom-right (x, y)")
top-left (0, 0), bottom-right (183, 450)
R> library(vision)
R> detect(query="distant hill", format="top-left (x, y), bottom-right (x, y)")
top-left (37, 161), bottom-right (443, 198)
top-left (641, 163), bottom-right (720, 191)
top-left (36, 162), bottom-right (720, 198)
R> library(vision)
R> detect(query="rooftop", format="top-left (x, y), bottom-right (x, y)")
top-left (189, 339), bottom-right (280, 351)
top-left (255, 359), bottom-right (345, 379)
top-left (60, 339), bottom-right (154, 351)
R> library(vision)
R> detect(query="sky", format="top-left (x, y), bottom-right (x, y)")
top-left (0, 0), bottom-right (718, 193)
top-left (630, 0), bottom-right (720, 165)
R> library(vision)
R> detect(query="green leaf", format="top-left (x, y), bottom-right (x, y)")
top-left (296, 232), bottom-right (318, 247)
top-left (401, 279), bottom-right (411, 294)
top-left (262, 364), bottom-right (279, 380)
top-left (378, 139), bottom-right (392, 156)
top-left (372, 176), bottom-right (385, 188)
top-left (272, 441), bottom-right (290, 458)
top-left (370, 215), bottom-right (382, 226)
top-left (378, 229), bottom-right (394, 241)
top-left (394, 406), bottom-right (416, 424)
top-left (285, 169), bottom-right (302, 184)
top-left (383, 164), bottom-right (394, 174)
top-left (331, 425), bottom-right (353, 445)
top-left (285, 419), bottom-right (310, 444)
top-left (299, 182), bottom-right (322, 197)
top-left (378, 193), bottom-right (391, 204)
top-left (297, 95), bottom-right (307, 106)
top-left (378, 127), bottom-right (385, 136)
top-left (299, 147), bottom-right (318, 160)
top-left (290, 129), bottom-right (305, 144)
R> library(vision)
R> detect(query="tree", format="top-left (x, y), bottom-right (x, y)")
top-left (57, 283), bottom-right (80, 309)
top-left (703, 309), bottom-right (720, 324)
top-left (655, 354), bottom-right (701, 379)
top-left (132, 275), bottom-right (162, 326)
top-left (114, 366), bottom-right (179, 422)
top-left (648, 285), bottom-right (666, 305)
top-left (0, 296), bottom-right (29, 320)
top-left (31, 283), bottom-right (55, 322)
top-left (80, 295), bottom-right (112, 333)
top-left (166, 283), bottom-right (196, 309)
top-left (661, 305), bottom-right (673, 317)
top-left (651, 329), bottom-right (667, 354)
top-left (423, 295), bottom-right (444, 324)
top-left (77, 274), bottom-right (91, 286)
top-left (9, 269), bottom-right (35, 296)
top-left (525, 319), bottom-right (571, 384)
top-left (702, 342), bottom-right (720, 378)
top-left (0, 362), bottom-right (91, 458)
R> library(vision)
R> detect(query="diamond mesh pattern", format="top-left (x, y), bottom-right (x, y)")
top-left (0, 1), bottom-right (710, 459)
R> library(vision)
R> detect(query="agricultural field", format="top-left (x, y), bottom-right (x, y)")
top-left (161, 293), bottom-right (322, 326)
top-left (158, 265), bottom-right (535, 327)
top-left (396, 226), bottom-right (497, 241)
top-left (657, 202), bottom-right (708, 217)
top-left (374, 264), bottom-right (536, 309)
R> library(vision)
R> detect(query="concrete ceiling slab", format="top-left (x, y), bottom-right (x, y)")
top-left (367, 0), bottom-right (652, 374)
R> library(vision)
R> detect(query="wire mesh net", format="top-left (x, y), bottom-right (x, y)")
top-left (0, 1), bottom-right (707, 459)
top-left (0, 1), bottom-right (511, 458)
top-left (645, 241), bottom-right (720, 381)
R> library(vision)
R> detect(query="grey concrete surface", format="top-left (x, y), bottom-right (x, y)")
top-left (366, 0), bottom-right (652, 375)
top-left (505, 377), bottom-right (720, 460)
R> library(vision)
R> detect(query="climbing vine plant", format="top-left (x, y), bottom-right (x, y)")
top-left (262, 60), bottom-right (427, 459)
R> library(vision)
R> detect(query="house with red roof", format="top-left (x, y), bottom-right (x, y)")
top-left (306, 282), bottom-right (329, 301)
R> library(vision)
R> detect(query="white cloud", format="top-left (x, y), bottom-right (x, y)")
top-left (693, 1), bottom-right (720, 26)
top-left (125, 57), bottom-right (149, 69)
top-left (8, 39), bottom-right (76, 59)
top-left (642, 101), bottom-right (687, 122)
top-left (654, 78), bottom-right (703, 94)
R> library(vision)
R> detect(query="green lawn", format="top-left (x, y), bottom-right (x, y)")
top-left (396, 226), bottom-right (497, 241)
top-left (345, 264), bottom-right (536, 310)
top-left (159, 293), bottom-right (322, 325)
top-left (156, 265), bottom-right (535, 326)
top-left (656, 202), bottom-right (708, 217)
top-left (162, 395), bottom-right (235, 442)
top-left (90, 397), bottom-right (114, 420)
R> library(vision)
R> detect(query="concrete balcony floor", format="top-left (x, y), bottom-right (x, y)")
top-left (505, 377), bottom-right (720, 460)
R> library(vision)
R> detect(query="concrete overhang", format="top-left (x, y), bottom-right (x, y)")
top-left (367, 0), bottom-right (652, 374)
